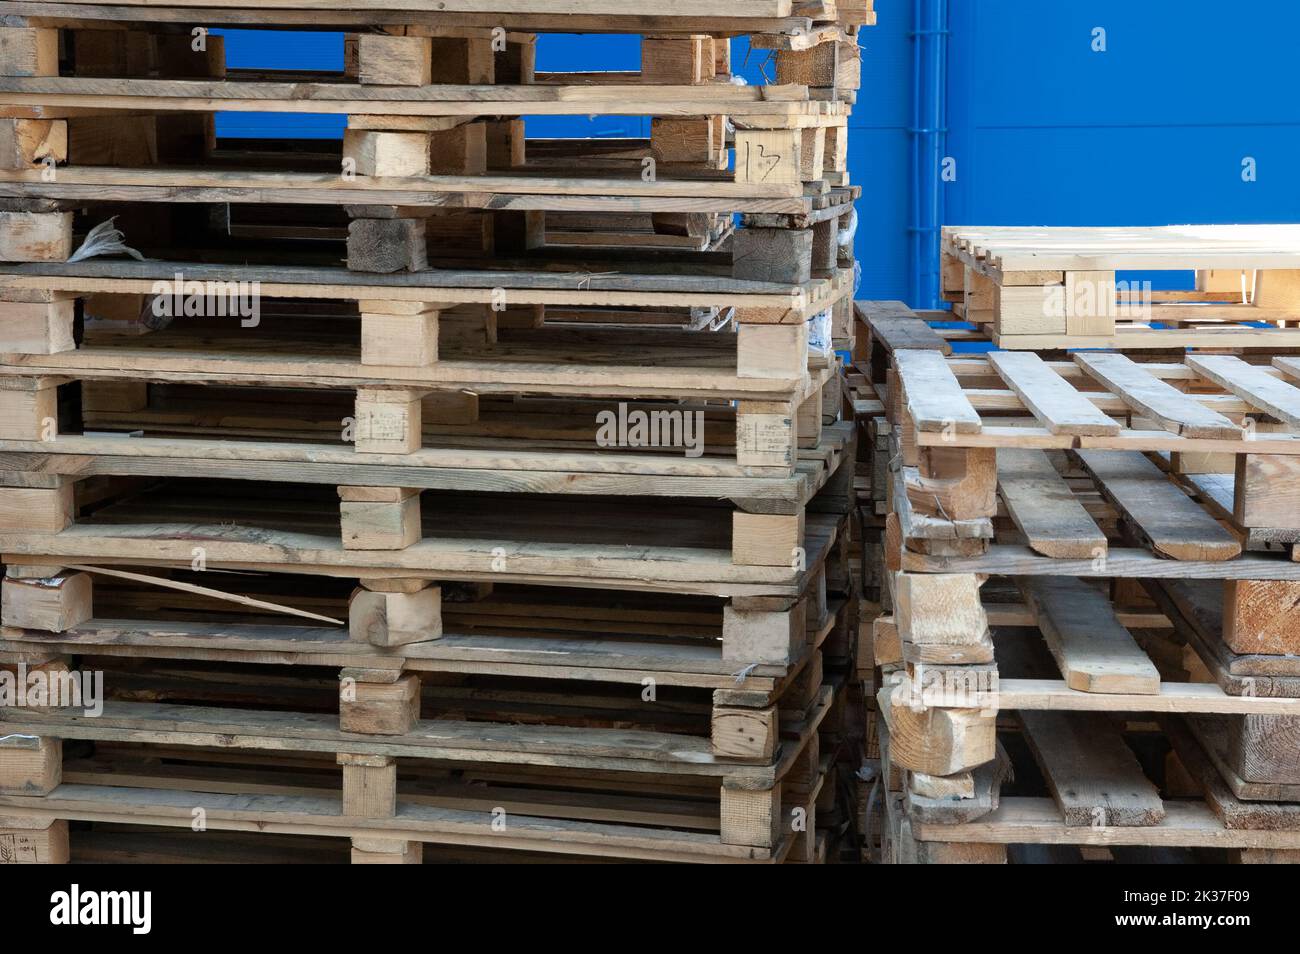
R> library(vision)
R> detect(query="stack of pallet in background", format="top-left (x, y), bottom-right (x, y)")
top-left (0, 1), bottom-right (873, 863)
top-left (855, 225), bottom-right (1300, 863)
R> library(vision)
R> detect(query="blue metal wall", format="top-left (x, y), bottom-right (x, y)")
top-left (215, 1), bottom-right (1291, 305)
top-left (846, 0), bottom-right (1300, 304)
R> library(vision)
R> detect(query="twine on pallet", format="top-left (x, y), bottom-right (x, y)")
top-left (731, 663), bottom-right (759, 685)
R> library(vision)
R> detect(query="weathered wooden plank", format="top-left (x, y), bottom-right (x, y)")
top-left (895, 349), bottom-right (981, 434)
top-left (1186, 354), bottom-right (1300, 431)
top-left (1019, 576), bottom-right (1160, 694)
top-left (861, 300), bottom-right (950, 354)
top-left (1019, 710), bottom-right (1167, 827)
top-left (1074, 352), bottom-right (1241, 439)
top-left (988, 350), bottom-right (1119, 436)
top-left (997, 448), bottom-right (1107, 559)
top-left (1075, 450), bottom-right (1242, 561)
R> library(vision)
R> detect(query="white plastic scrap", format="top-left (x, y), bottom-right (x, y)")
top-left (808, 308), bottom-right (833, 356)
top-left (837, 206), bottom-right (859, 247)
top-left (67, 217), bottom-right (146, 264)
top-left (686, 305), bottom-right (735, 332)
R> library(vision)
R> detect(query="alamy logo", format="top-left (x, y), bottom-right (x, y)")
top-left (595, 403), bottom-right (705, 458)
top-left (0, 663), bottom-right (103, 716)
top-left (50, 885), bottom-right (152, 935)
top-left (150, 273), bottom-right (261, 327)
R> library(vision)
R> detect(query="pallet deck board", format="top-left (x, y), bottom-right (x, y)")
top-left (912, 796), bottom-right (1300, 849)
top-left (1187, 354), bottom-right (1300, 430)
top-left (1018, 576), bottom-right (1161, 695)
top-left (0, 259), bottom-right (845, 323)
top-left (1075, 450), bottom-right (1242, 562)
top-left (1019, 710), bottom-right (1166, 827)
top-left (0, 76), bottom-right (844, 123)
top-left (988, 351), bottom-right (1119, 437)
top-left (949, 224), bottom-right (1300, 273)
top-left (894, 348), bottom-right (981, 433)
top-left (0, 166), bottom-right (817, 212)
top-left (0, 433), bottom-right (838, 497)
top-left (996, 448), bottom-right (1108, 559)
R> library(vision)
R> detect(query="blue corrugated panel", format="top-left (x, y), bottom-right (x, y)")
top-left (943, 0), bottom-right (1300, 294)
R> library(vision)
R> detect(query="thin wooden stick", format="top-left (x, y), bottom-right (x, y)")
top-left (66, 564), bottom-right (344, 626)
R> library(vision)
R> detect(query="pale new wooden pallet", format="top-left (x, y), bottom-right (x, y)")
top-left (0, 659), bottom-right (836, 863)
top-left (942, 225), bottom-right (1300, 350)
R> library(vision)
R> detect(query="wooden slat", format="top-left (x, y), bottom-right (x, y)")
top-left (1188, 354), bottom-right (1300, 429)
top-left (988, 351), bottom-right (1119, 436)
top-left (1019, 710), bottom-right (1166, 827)
top-left (996, 448), bottom-right (1107, 559)
top-left (913, 797), bottom-right (1300, 849)
top-left (894, 349), bottom-right (981, 433)
top-left (0, 783), bottom-right (766, 864)
top-left (1074, 352), bottom-right (1241, 439)
top-left (1075, 450), bottom-right (1242, 561)
top-left (999, 678), bottom-right (1300, 715)
top-left (1272, 356), bottom-right (1300, 387)
top-left (860, 301), bottom-right (951, 354)
top-left (1018, 576), bottom-right (1160, 694)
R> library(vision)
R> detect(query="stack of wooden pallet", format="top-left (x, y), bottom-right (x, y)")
top-left (856, 225), bottom-right (1300, 864)
top-left (0, 0), bottom-right (872, 864)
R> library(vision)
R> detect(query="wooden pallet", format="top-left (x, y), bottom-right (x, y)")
top-left (0, 1), bottom-right (874, 33)
top-left (2, 304), bottom-right (842, 454)
top-left (1, 570), bottom-right (853, 692)
top-left (0, 14), bottom-right (859, 274)
top-left (0, 3), bottom-right (873, 866)
top-left (942, 225), bottom-right (1300, 350)
top-left (0, 479), bottom-right (851, 591)
top-left (874, 594), bottom-right (1300, 863)
top-left (882, 718), bottom-right (1300, 863)
top-left (0, 652), bottom-right (838, 863)
top-left (884, 345), bottom-right (1300, 565)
